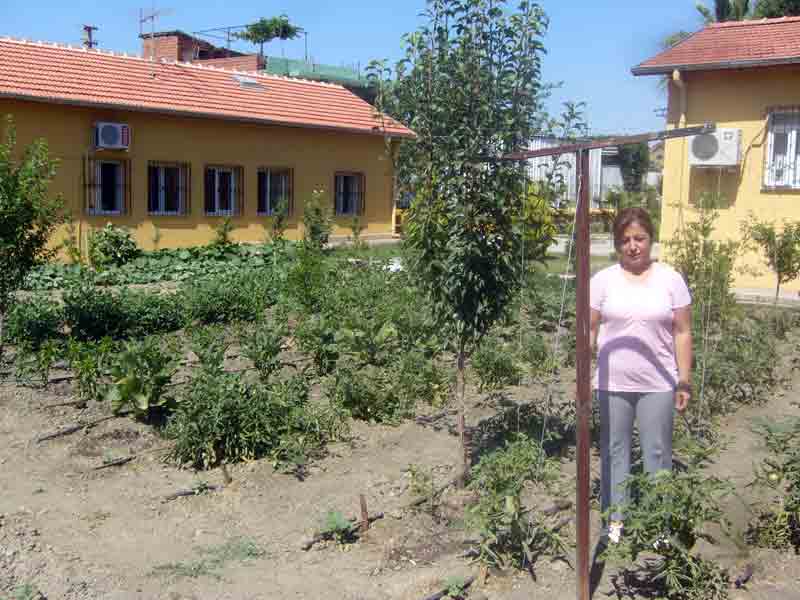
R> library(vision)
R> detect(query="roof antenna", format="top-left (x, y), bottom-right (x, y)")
top-left (82, 24), bottom-right (98, 49)
top-left (139, 3), bottom-right (173, 75)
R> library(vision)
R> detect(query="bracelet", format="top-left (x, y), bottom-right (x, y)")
top-left (676, 381), bottom-right (692, 393)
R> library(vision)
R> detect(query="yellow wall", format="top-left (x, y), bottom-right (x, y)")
top-left (661, 66), bottom-right (800, 293)
top-left (0, 99), bottom-right (398, 254)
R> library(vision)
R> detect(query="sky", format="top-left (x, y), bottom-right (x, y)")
top-left (0, 1), bottom-right (705, 135)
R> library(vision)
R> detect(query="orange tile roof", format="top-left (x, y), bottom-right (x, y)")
top-left (632, 16), bottom-right (800, 76)
top-left (0, 37), bottom-right (414, 139)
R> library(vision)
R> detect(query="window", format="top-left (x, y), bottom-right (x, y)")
top-left (765, 110), bottom-right (800, 188)
top-left (148, 162), bottom-right (190, 215)
top-left (334, 172), bottom-right (365, 216)
top-left (257, 168), bottom-right (293, 215)
top-left (84, 158), bottom-right (130, 215)
top-left (204, 165), bottom-right (244, 216)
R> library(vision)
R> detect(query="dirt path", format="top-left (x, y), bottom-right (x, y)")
top-left (1, 345), bottom-right (799, 599)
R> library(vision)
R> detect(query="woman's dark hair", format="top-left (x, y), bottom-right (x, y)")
top-left (613, 207), bottom-right (655, 249)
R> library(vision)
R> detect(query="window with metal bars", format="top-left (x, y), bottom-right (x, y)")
top-left (257, 167), bottom-right (293, 216)
top-left (764, 109), bottom-right (800, 189)
top-left (84, 157), bottom-right (131, 216)
top-left (204, 165), bottom-right (244, 216)
top-left (148, 162), bottom-right (191, 215)
top-left (334, 172), bottom-right (365, 216)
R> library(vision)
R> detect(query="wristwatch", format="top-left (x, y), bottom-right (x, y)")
top-left (676, 380), bottom-right (692, 394)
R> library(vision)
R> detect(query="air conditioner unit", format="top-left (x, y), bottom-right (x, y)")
top-left (94, 122), bottom-right (130, 150)
top-left (688, 128), bottom-right (741, 167)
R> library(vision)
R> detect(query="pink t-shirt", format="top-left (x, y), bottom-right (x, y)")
top-left (590, 262), bottom-right (691, 392)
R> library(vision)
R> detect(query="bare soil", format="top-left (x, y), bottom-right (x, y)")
top-left (1, 334), bottom-right (799, 600)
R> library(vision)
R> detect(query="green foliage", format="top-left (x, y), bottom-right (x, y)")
top-left (616, 142), bottom-right (649, 193)
top-left (238, 316), bottom-right (288, 382)
top-left (742, 215), bottom-right (800, 300)
top-left (746, 416), bottom-right (800, 551)
top-left (167, 372), bottom-right (348, 470)
top-left (466, 434), bottom-right (564, 571)
top-left (320, 510), bottom-right (356, 544)
top-left (516, 186), bottom-right (558, 263)
top-left (105, 336), bottom-right (178, 420)
top-left (285, 243), bottom-right (328, 314)
top-left (65, 337), bottom-right (116, 403)
top-left (327, 364), bottom-right (414, 423)
top-left (443, 575), bottom-right (468, 599)
top-left (63, 282), bottom-right (185, 340)
top-left (25, 243), bottom-right (278, 290)
top-left (233, 15), bottom-right (301, 55)
top-left (6, 296), bottom-right (63, 347)
top-left (472, 335), bottom-right (522, 391)
top-left (151, 537), bottom-right (264, 581)
top-left (267, 197), bottom-right (289, 244)
top-left (754, 0), bottom-right (800, 17)
top-left (184, 269), bottom-right (273, 325)
top-left (697, 0), bottom-right (751, 22)
top-left (87, 223), bottom-right (139, 268)
top-left (603, 442), bottom-right (732, 600)
top-left (211, 216), bottom-right (235, 248)
top-left (302, 189), bottom-right (332, 250)
top-left (348, 215), bottom-right (367, 251)
top-left (11, 583), bottom-right (44, 600)
top-left (391, 0), bottom-right (550, 365)
top-left (189, 325), bottom-right (229, 373)
top-left (13, 339), bottom-right (61, 387)
top-left (294, 314), bottom-right (339, 376)
top-left (0, 115), bottom-right (64, 360)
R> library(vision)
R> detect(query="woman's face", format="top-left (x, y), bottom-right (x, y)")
top-left (618, 221), bottom-right (652, 272)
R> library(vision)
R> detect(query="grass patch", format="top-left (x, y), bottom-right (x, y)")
top-left (150, 537), bottom-right (264, 581)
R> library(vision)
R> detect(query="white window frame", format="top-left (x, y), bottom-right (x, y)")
top-left (91, 160), bottom-right (124, 216)
top-left (257, 168), bottom-right (291, 216)
top-left (149, 164), bottom-right (185, 216)
top-left (335, 172), bottom-right (363, 216)
top-left (764, 110), bottom-right (800, 189)
top-left (207, 166), bottom-right (237, 216)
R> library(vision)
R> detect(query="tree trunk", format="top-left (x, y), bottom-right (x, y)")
top-left (0, 311), bottom-right (5, 367)
top-left (775, 280), bottom-right (781, 304)
top-left (456, 344), bottom-right (469, 488)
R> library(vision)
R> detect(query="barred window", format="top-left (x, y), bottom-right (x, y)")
top-left (334, 172), bottom-right (365, 216)
top-left (148, 162), bottom-right (191, 215)
top-left (764, 109), bottom-right (800, 189)
top-left (257, 167), bottom-right (293, 216)
top-left (84, 157), bottom-right (131, 215)
top-left (204, 165), bottom-right (244, 216)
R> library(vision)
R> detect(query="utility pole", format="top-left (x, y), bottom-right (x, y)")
top-left (82, 25), bottom-right (98, 49)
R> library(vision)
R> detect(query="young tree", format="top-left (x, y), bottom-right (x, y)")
top-left (753, 0), bottom-right (800, 16)
top-left (0, 116), bottom-right (64, 361)
top-left (617, 142), bottom-right (650, 193)
top-left (696, 0), bottom-right (751, 22)
top-left (377, 0), bottom-right (551, 485)
top-left (234, 15), bottom-right (302, 58)
top-left (742, 216), bottom-right (800, 302)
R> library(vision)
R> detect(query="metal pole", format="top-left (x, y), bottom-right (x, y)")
top-left (575, 148), bottom-right (591, 600)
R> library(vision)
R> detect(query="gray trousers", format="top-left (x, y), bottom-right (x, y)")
top-left (598, 390), bottom-right (674, 522)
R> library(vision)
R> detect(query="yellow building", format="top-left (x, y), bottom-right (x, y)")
top-left (0, 37), bottom-right (414, 253)
top-left (633, 17), bottom-right (800, 296)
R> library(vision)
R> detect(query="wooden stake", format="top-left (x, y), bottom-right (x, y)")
top-left (359, 494), bottom-right (369, 533)
top-left (575, 148), bottom-right (592, 600)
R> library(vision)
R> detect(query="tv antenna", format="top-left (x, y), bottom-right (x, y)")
top-left (139, 3), bottom-right (174, 60)
top-left (82, 24), bottom-right (98, 49)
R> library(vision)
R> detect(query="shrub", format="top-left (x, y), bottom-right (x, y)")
top-left (13, 339), bottom-right (61, 387)
top-left (189, 325), bottom-right (230, 372)
top-left (6, 296), bottom-right (63, 347)
top-left (63, 282), bottom-right (185, 340)
top-left (65, 337), bottom-right (116, 403)
top-left (184, 270), bottom-right (272, 325)
top-left (105, 336), bottom-right (178, 421)
top-left (603, 441), bottom-right (732, 600)
top-left (394, 350), bottom-right (450, 407)
top-left (167, 373), bottom-right (347, 470)
top-left (327, 364), bottom-right (414, 423)
top-left (466, 434), bottom-right (563, 572)
top-left (472, 335), bottom-right (522, 391)
top-left (211, 217), bottom-right (235, 247)
top-left (294, 314), bottom-right (339, 376)
top-left (238, 316), bottom-right (288, 382)
top-left (302, 188), bottom-right (332, 250)
top-left (746, 416), bottom-right (800, 552)
top-left (88, 223), bottom-right (140, 267)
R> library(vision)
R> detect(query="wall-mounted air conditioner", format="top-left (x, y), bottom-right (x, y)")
top-left (688, 128), bottom-right (741, 167)
top-left (94, 122), bottom-right (130, 150)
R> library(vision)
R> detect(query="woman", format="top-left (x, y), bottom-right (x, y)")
top-left (589, 207), bottom-right (692, 544)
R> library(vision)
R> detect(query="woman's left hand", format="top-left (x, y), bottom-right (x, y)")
top-left (675, 389), bottom-right (690, 412)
